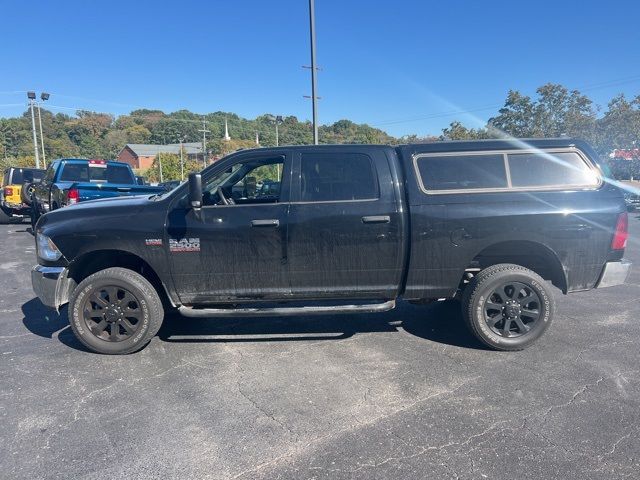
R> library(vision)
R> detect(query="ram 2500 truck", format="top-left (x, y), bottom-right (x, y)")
top-left (31, 159), bottom-right (164, 227)
top-left (31, 139), bottom-right (631, 354)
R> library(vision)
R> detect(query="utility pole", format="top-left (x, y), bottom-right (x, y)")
top-left (309, 0), bottom-right (319, 145)
top-left (27, 92), bottom-right (40, 168)
top-left (276, 115), bottom-right (282, 146)
top-left (157, 147), bottom-right (163, 183)
top-left (198, 117), bottom-right (210, 168)
top-left (37, 92), bottom-right (49, 167)
top-left (178, 137), bottom-right (185, 181)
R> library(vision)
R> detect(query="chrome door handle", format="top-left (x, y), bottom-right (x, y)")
top-left (251, 219), bottom-right (280, 227)
top-left (362, 215), bottom-right (390, 224)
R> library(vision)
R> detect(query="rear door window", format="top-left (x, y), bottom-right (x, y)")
top-left (507, 151), bottom-right (599, 188)
top-left (300, 153), bottom-right (378, 202)
top-left (415, 153), bottom-right (508, 191)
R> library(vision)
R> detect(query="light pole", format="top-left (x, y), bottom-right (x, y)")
top-left (266, 115), bottom-right (283, 146)
top-left (37, 92), bottom-right (49, 167)
top-left (309, 0), bottom-right (319, 145)
top-left (27, 92), bottom-right (40, 168)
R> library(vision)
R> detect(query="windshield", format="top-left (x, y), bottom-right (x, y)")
top-left (59, 163), bottom-right (135, 184)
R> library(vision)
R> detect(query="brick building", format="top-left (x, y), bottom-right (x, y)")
top-left (117, 143), bottom-right (203, 170)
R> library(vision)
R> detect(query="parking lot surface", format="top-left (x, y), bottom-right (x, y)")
top-left (1, 217), bottom-right (639, 479)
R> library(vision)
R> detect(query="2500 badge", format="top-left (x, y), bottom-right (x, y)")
top-left (169, 237), bottom-right (200, 253)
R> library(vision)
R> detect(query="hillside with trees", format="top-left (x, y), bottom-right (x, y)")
top-left (1, 83), bottom-right (639, 180)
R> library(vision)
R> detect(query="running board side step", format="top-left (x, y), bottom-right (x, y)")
top-left (178, 300), bottom-right (396, 318)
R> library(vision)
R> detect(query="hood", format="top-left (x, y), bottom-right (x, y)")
top-left (39, 194), bottom-right (158, 227)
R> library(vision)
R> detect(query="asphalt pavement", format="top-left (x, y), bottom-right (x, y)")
top-left (1, 216), bottom-right (639, 479)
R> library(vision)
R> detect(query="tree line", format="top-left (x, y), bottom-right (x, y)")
top-left (1, 83), bottom-right (639, 180)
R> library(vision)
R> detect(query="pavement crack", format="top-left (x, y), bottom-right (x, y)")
top-left (539, 376), bottom-right (604, 422)
top-left (231, 376), bottom-right (481, 478)
top-left (599, 430), bottom-right (635, 461)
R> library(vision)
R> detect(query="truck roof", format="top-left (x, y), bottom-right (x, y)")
top-left (227, 138), bottom-right (592, 156)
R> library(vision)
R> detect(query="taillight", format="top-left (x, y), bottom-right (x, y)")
top-left (611, 212), bottom-right (628, 250)
top-left (67, 188), bottom-right (80, 205)
top-left (4, 187), bottom-right (13, 197)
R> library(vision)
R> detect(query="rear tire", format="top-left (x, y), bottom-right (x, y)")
top-left (461, 263), bottom-right (555, 351)
top-left (68, 267), bottom-right (164, 354)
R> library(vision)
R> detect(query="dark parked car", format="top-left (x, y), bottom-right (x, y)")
top-left (31, 139), bottom-right (631, 354)
top-left (31, 159), bottom-right (164, 226)
top-left (625, 192), bottom-right (640, 211)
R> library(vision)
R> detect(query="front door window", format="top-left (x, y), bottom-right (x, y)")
top-left (202, 157), bottom-right (284, 206)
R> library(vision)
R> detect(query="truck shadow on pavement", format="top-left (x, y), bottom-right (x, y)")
top-left (21, 297), bottom-right (485, 353)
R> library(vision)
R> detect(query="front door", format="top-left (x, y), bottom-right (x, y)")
top-left (166, 152), bottom-right (291, 304)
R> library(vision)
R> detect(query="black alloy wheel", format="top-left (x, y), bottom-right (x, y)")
top-left (82, 285), bottom-right (144, 342)
top-left (483, 281), bottom-right (541, 338)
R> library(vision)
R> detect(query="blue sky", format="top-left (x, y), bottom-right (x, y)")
top-left (1, 0), bottom-right (639, 137)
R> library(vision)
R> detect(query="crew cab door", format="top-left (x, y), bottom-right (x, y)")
top-left (166, 151), bottom-right (292, 304)
top-left (287, 148), bottom-right (404, 299)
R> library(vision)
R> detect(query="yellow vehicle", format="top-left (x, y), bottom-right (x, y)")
top-left (0, 167), bottom-right (45, 224)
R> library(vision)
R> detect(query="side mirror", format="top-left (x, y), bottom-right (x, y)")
top-left (188, 173), bottom-right (202, 209)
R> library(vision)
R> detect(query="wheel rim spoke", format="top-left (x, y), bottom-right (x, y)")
top-left (125, 310), bottom-right (142, 320)
top-left (109, 322), bottom-right (119, 340)
top-left (120, 292), bottom-right (137, 307)
top-left (105, 287), bottom-right (119, 303)
top-left (518, 294), bottom-right (535, 307)
top-left (485, 301), bottom-right (503, 311)
top-left (521, 308), bottom-right (540, 320)
top-left (513, 317), bottom-right (530, 333)
top-left (90, 293), bottom-right (109, 308)
top-left (92, 318), bottom-right (109, 334)
top-left (120, 319), bottom-right (136, 334)
top-left (502, 319), bottom-right (513, 336)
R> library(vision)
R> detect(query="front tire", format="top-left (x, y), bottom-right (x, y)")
top-left (461, 263), bottom-right (555, 351)
top-left (69, 267), bottom-right (164, 354)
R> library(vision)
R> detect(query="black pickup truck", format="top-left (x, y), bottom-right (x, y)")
top-left (31, 139), bottom-right (631, 354)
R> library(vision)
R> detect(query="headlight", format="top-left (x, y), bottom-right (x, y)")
top-left (36, 233), bottom-right (62, 262)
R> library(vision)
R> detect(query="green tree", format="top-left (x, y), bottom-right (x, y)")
top-left (146, 151), bottom-right (201, 183)
top-left (441, 121), bottom-right (488, 140)
top-left (488, 90), bottom-right (536, 137)
top-left (593, 94), bottom-right (640, 156)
